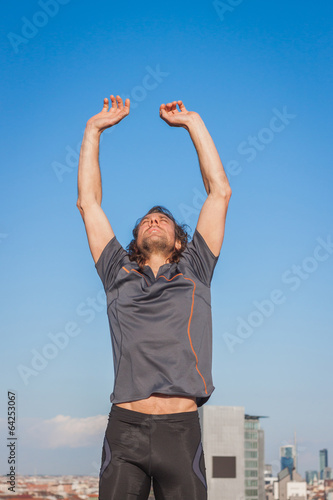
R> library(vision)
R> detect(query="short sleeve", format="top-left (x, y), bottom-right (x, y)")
top-left (182, 229), bottom-right (219, 286)
top-left (95, 236), bottom-right (128, 291)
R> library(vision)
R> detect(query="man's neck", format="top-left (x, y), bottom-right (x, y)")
top-left (144, 253), bottom-right (170, 277)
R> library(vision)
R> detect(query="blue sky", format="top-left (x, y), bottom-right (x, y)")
top-left (1, 0), bottom-right (332, 478)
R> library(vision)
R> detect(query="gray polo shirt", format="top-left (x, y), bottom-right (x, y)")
top-left (95, 229), bottom-right (218, 407)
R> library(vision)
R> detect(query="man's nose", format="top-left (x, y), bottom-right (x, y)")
top-left (149, 217), bottom-right (159, 226)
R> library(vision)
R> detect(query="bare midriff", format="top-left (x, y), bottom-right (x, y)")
top-left (114, 393), bottom-right (197, 414)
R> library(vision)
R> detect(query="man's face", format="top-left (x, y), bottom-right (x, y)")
top-left (136, 212), bottom-right (180, 257)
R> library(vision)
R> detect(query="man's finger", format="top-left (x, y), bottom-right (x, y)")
top-left (116, 95), bottom-right (124, 109)
top-left (102, 98), bottom-right (109, 112)
top-left (178, 100), bottom-right (187, 112)
top-left (124, 98), bottom-right (131, 114)
top-left (110, 95), bottom-right (117, 109)
top-left (159, 105), bottom-right (169, 119)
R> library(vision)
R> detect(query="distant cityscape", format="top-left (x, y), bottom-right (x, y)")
top-left (1, 405), bottom-right (331, 500)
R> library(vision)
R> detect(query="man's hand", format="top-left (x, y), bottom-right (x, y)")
top-left (87, 95), bottom-right (130, 134)
top-left (77, 94), bottom-right (130, 263)
top-left (159, 100), bottom-right (198, 129)
top-left (160, 99), bottom-right (232, 257)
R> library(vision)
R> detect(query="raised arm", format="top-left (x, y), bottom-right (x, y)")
top-left (77, 95), bottom-right (130, 263)
top-left (159, 100), bottom-right (232, 257)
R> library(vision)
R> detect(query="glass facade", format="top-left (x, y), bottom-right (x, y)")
top-left (305, 470), bottom-right (318, 484)
top-left (280, 445), bottom-right (295, 477)
top-left (245, 460), bottom-right (258, 468)
top-left (245, 470), bottom-right (258, 478)
top-left (245, 421), bottom-right (259, 430)
top-left (245, 431), bottom-right (258, 439)
top-left (245, 479), bottom-right (258, 487)
top-left (320, 449), bottom-right (328, 480)
top-left (245, 441), bottom-right (258, 449)
top-left (244, 417), bottom-right (263, 500)
top-left (245, 489), bottom-right (258, 497)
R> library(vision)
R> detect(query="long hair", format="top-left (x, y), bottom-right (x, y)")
top-left (127, 206), bottom-right (189, 269)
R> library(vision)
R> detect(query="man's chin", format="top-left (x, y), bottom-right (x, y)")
top-left (140, 236), bottom-right (173, 255)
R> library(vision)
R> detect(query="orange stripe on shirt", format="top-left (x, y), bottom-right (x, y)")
top-left (183, 276), bottom-right (208, 395)
top-left (157, 273), bottom-right (183, 282)
top-left (159, 273), bottom-right (208, 395)
top-left (130, 268), bottom-right (149, 286)
top-left (122, 266), bottom-right (149, 286)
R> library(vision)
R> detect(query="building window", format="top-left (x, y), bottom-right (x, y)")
top-left (245, 441), bottom-right (258, 449)
top-left (245, 489), bottom-right (258, 496)
top-left (245, 479), bottom-right (258, 487)
top-left (245, 451), bottom-right (258, 458)
top-left (244, 421), bottom-right (259, 430)
top-left (245, 431), bottom-right (258, 439)
top-left (245, 470), bottom-right (258, 478)
top-left (212, 456), bottom-right (236, 478)
top-left (245, 460), bottom-right (258, 468)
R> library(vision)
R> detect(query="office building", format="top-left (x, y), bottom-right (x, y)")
top-left (244, 414), bottom-right (265, 500)
top-left (323, 467), bottom-right (332, 480)
top-left (280, 445), bottom-right (296, 478)
top-left (320, 449), bottom-right (328, 479)
top-left (198, 406), bottom-right (265, 500)
top-left (305, 470), bottom-right (318, 484)
top-left (198, 406), bottom-right (245, 500)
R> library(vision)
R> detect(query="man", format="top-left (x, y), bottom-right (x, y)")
top-left (77, 95), bottom-right (232, 500)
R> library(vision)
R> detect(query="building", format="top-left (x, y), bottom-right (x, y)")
top-left (264, 464), bottom-right (278, 500)
top-left (265, 464), bottom-right (273, 478)
top-left (286, 479), bottom-right (307, 499)
top-left (323, 467), bottom-right (332, 480)
top-left (305, 470), bottom-right (318, 484)
top-left (198, 405), bottom-right (265, 500)
top-left (276, 467), bottom-right (306, 500)
top-left (280, 446), bottom-right (296, 478)
top-left (320, 449), bottom-right (328, 479)
top-left (198, 406), bottom-right (245, 500)
top-left (244, 414), bottom-right (265, 500)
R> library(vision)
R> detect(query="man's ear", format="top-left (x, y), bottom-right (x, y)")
top-left (175, 239), bottom-right (182, 251)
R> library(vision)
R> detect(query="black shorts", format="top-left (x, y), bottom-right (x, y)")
top-left (99, 404), bottom-right (207, 500)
